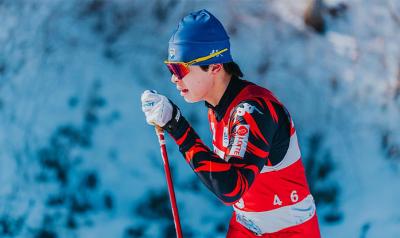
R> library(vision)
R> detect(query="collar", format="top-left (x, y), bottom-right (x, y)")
top-left (205, 76), bottom-right (251, 121)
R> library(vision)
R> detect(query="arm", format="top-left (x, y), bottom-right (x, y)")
top-left (165, 100), bottom-right (280, 204)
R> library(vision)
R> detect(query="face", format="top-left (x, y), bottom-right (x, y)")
top-left (171, 65), bottom-right (214, 103)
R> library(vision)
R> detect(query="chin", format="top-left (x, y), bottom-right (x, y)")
top-left (184, 96), bottom-right (201, 103)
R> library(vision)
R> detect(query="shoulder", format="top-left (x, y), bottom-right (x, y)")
top-left (231, 97), bottom-right (289, 127)
top-left (232, 100), bottom-right (265, 117)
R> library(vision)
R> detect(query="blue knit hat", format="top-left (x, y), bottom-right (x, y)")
top-left (168, 9), bottom-right (233, 65)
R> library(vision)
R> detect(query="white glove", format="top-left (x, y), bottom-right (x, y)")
top-left (141, 90), bottom-right (174, 127)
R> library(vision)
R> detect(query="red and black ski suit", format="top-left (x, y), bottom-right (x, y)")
top-left (164, 77), bottom-right (321, 237)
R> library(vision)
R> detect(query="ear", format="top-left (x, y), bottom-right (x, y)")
top-left (209, 64), bottom-right (223, 75)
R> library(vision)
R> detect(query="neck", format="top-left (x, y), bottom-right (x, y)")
top-left (204, 72), bottom-right (231, 107)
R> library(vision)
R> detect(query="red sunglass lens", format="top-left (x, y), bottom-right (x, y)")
top-left (166, 63), bottom-right (189, 80)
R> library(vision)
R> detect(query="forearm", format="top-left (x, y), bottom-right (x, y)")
top-left (164, 113), bottom-right (260, 204)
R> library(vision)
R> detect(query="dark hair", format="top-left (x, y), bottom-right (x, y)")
top-left (200, 61), bottom-right (244, 78)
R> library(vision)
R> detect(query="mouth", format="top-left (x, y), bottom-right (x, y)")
top-left (177, 87), bottom-right (189, 96)
top-left (180, 89), bottom-right (189, 96)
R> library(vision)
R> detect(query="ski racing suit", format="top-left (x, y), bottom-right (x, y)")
top-left (164, 76), bottom-right (321, 237)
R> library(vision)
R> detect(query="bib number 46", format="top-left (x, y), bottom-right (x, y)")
top-left (273, 190), bottom-right (299, 206)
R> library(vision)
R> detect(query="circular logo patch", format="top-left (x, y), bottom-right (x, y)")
top-left (237, 126), bottom-right (249, 136)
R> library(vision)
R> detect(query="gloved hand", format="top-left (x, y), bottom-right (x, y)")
top-left (141, 90), bottom-right (174, 127)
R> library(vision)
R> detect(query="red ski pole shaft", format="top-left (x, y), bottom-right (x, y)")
top-left (155, 126), bottom-right (183, 238)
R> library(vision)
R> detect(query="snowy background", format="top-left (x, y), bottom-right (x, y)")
top-left (1, 0), bottom-right (400, 237)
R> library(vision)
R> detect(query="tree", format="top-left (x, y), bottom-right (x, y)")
top-left (304, 0), bottom-right (326, 33)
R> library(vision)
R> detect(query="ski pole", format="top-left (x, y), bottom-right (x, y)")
top-left (155, 126), bottom-right (183, 238)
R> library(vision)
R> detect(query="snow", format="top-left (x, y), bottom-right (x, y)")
top-left (1, 0), bottom-right (400, 237)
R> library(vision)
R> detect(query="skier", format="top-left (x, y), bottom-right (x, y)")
top-left (141, 9), bottom-right (321, 237)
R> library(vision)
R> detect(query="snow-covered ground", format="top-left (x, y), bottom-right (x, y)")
top-left (1, 0), bottom-right (399, 237)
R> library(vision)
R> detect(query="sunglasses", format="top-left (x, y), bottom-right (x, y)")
top-left (164, 48), bottom-right (228, 80)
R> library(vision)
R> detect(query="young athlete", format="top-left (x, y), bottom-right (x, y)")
top-left (141, 9), bottom-right (321, 237)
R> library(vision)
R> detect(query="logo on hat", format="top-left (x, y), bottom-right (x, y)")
top-left (169, 48), bottom-right (176, 60)
top-left (210, 49), bottom-right (224, 57)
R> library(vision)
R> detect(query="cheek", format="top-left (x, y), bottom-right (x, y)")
top-left (184, 76), bottom-right (212, 101)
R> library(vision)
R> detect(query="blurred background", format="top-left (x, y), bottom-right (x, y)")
top-left (1, 0), bottom-right (400, 237)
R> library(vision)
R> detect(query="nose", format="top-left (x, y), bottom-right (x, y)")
top-left (170, 75), bottom-right (179, 84)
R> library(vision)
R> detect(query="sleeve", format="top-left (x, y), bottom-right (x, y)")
top-left (163, 99), bottom-right (280, 204)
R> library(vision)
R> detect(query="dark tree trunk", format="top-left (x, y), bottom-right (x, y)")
top-left (304, 0), bottom-right (326, 34)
